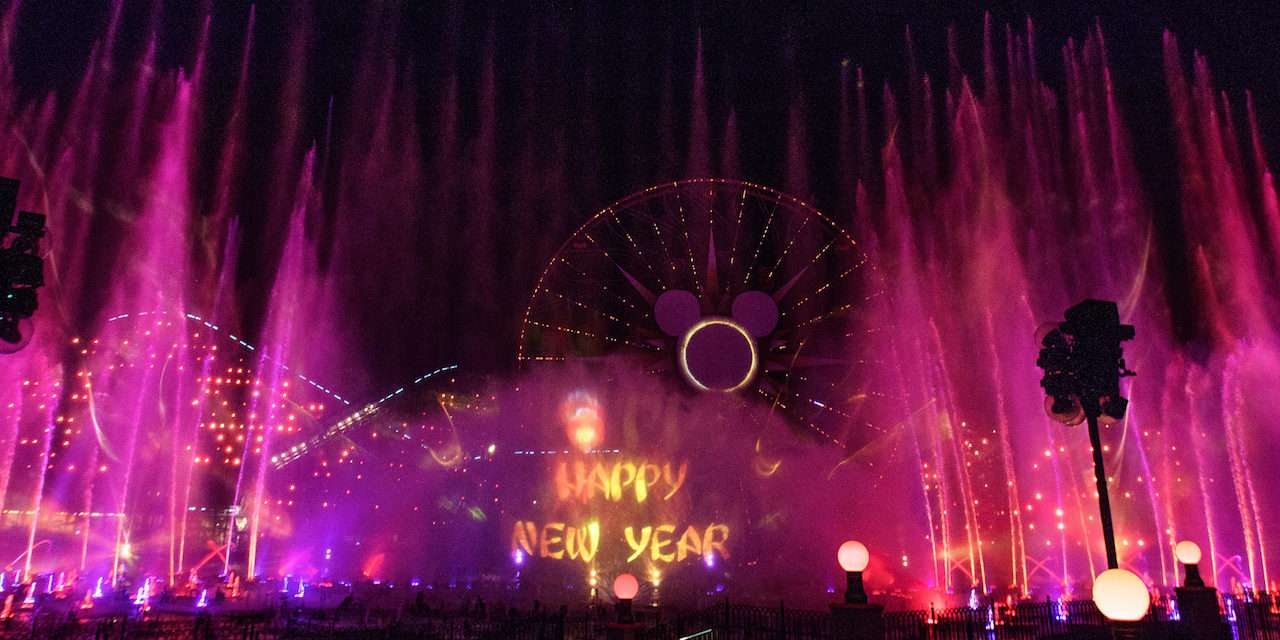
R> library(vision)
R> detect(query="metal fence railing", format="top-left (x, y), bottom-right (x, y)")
top-left (0, 590), bottom-right (1274, 640)
top-left (1223, 591), bottom-right (1280, 640)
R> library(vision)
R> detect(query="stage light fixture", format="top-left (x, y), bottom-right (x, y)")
top-left (1034, 299), bottom-right (1134, 570)
top-left (0, 177), bottom-right (45, 351)
top-left (1036, 299), bottom-right (1134, 424)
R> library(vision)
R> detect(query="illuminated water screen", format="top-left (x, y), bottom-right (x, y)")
top-left (0, 3), bottom-right (1278, 608)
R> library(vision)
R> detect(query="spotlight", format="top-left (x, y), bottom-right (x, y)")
top-left (1044, 395), bottom-right (1085, 426)
top-left (1034, 300), bottom-right (1134, 571)
top-left (0, 288), bottom-right (35, 316)
top-left (1035, 299), bottom-right (1135, 424)
top-left (1050, 396), bottom-right (1075, 415)
top-left (13, 211), bottom-right (45, 239)
top-left (1100, 395), bottom-right (1129, 424)
top-left (0, 177), bottom-right (46, 351)
top-left (0, 252), bottom-right (42, 288)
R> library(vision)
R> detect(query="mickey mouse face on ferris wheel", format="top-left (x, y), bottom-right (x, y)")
top-left (517, 179), bottom-right (887, 446)
top-left (654, 289), bottom-right (779, 393)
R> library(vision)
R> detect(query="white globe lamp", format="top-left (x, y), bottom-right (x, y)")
top-left (612, 572), bottom-right (639, 624)
top-left (1174, 540), bottom-right (1205, 588)
top-left (1092, 568), bottom-right (1151, 622)
top-left (837, 540), bottom-right (870, 604)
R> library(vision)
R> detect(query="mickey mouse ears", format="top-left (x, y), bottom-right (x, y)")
top-left (654, 289), bottom-right (778, 338)
top-left (654, 290), bottom-right (701, 336)
top-left (730, 290), bottom-right (779, 337)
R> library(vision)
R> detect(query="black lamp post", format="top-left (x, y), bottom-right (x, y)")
top-left (1173, 539), bottom-right (1226, 640)
top-left (831, 540), bottom-right (884, 640)
top-left (1174, 541), bottom-right (1205, 588)
top-left (612, 573), bottom-right (637, 624)
top-left (1036, 299), bottom-right (1135, 570)
top-left (838, 540), bottom-right (869, 604)
top-left (606, 573), bottom-right (641, 640)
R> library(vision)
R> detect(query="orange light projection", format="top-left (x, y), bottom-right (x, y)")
top-left (512, 456), bottom-right (729, 565)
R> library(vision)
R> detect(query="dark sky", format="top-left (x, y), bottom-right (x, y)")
top-left (14, 1), bottom-right (1280, 166)
top-left (9, 1), bottom-right (1280, 382)
top-left (17, 2), bottom-right (1279, 113)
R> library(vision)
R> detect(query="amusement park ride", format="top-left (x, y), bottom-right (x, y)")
top-left (518, 178), bottom-right (887, 449)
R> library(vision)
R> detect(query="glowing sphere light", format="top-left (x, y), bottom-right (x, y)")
top-left (837, 540), bottom-right (870, 605)
top-left (838, 540), bottom-right (870, 573)
top-left (1174, 540), bottom-right (1202, 565)
top-left (1174, 540), bottom-right (1206, 588)
top-left (1092, 568), bottom-right (1150, 622)
top-left (613, 573), bottom-right (639, 601)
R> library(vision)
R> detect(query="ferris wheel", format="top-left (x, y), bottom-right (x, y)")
top-left (518, 179), bottom-right (888, 447)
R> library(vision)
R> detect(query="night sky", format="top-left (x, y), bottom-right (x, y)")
top-left (8, 0), bottom-right (1280, 383)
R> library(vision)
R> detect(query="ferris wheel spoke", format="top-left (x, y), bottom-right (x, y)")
top-left (800, 420), bottom-right (845, 446)
top-left (671, 190), bottom-right (701, 293)
top-left (523, 319), bottom-right (662, 353)
top-left (782, 354), bottom-right (859, 368)
top-left (525, 292), bottom-right (653, 334)
top-left (843, 331), bottom-right (889, 347)
top-left (608, 213), bottom-right (668, 290)
top-left (727, 188), bottom-right (748, 268)
top-left (552, 258), bottom-right (645, 312)
top-left (779, 257), bottom-right (875, 319)
top-left (625, 200), bottom-right (713, 293)
top-left (764, 215), bottom-right (815, 282)
top-left (771, 264), bottom-right (813, 306)
top-left (771, 236), bottom-right (840, 302)
top-left (611, 220), bottom-right (670, 290)
top-left (545, 291), bottom-right (645, 328)
top-left (621, 203), bottom-right (680, 287)
top-left (742, 201), bottom-right (780, 288)
top-left (613, 262), bottom-right (657, 305)
top-left (704, 228), bottom-right (719, 296)
top-left (584, 233), bottom-right (658, 305)
top-left (789, 301), bottom-right (863, 330)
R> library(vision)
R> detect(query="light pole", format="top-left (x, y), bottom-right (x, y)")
top-left (1086, 411), bottom-right (1120, 569)
top-left (612, 573), bottom-right (638, 624)
top-left (831, 540), bottom-right (883, 640)
top-left (1036, 300), bottom-right (1135, 570)
top-left (838, 540), bottom-right (870, 605)
top-left (1174, 541), bottom-right (1204, 588)
top-left (1173, 540), bottom-right (1225, 640)
top-left (604, 572), bottom-right (641, 640)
